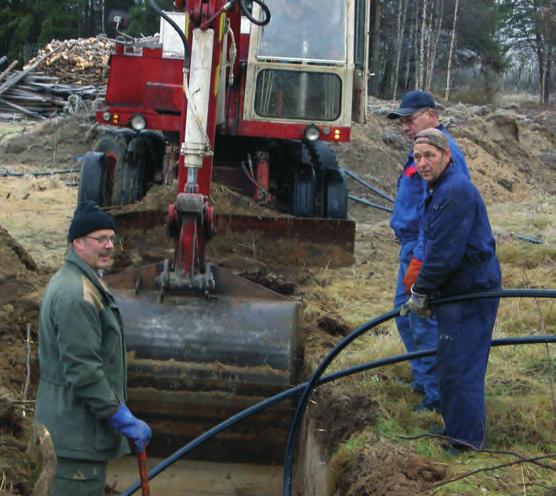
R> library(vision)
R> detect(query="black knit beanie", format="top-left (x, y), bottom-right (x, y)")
top-left (68, 201), bottom-right (116, 242)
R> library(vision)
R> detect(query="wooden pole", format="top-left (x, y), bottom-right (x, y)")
top-left (0, 61), bottom-right (18, 83)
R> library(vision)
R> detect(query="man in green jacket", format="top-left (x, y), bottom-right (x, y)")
top-left (34, 201), bottom-right (151, 495)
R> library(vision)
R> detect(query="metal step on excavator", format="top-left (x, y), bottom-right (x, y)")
top-left (79, 0), bottom-right (370, 462)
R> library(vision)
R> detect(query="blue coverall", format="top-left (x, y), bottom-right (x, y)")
top-left (390, 125), bottom-right (469, 407)
top-left (414, 164), bottom-right (501, 448)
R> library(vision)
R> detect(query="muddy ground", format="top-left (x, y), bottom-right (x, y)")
top-left (0, 99), bottom-right (555, 495)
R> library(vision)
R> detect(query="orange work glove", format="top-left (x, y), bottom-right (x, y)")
top-left (402, 257), bottom-right (423, 294)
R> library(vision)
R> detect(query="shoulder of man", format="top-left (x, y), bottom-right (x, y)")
top-left (48, 256), bottom-right (106, 315)
top-left (437, 167), bottom-right (475, 204)
top-left (438, 125), bottom-right (470, 177)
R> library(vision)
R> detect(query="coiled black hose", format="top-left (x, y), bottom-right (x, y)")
top-left (122, 288), bottom-right (555, 495)
top-left (239, 0), bottom-right (271, 26)
top-left (282, 288), bottom-right (556, 495)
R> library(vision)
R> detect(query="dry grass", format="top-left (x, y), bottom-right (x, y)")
top-left (0, 122), bottom-right (27, 143)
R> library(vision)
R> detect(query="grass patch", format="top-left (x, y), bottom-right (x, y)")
top-left (0, 122), bottom-right (26, 143)
top-left (497, 243), bottom-right (556, 267)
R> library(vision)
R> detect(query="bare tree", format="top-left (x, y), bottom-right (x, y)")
top-left (418, 0), bottom-right (429, 89)
top-left (536, 4), bottom-right (553, 104)
top-left (445, 0), bottom-right (460, 100)
top-left (405, 3), bottom-right (416, 89)
top-left (414, 0), bottom-right (421, 89)
top-left (426, 0), bottom-right (444, 91)
top-left (392, 0), bottom-right (408, 99)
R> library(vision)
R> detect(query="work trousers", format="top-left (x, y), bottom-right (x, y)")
top-left (436, 297), bottom-right (499, 448)
top-left (394, 242), bottom-right (439, 407)
top-left (50, 457), bottom-right (107, 496)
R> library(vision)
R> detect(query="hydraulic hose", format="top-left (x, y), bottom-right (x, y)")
top-left (122, 288), bottom-right (555, 495)
top-left (238, 0), bottom-right (271, 26)
top-left (148, 0), bottom-right (190, 60)
top-left (282, 288), bottom-right (556, 495)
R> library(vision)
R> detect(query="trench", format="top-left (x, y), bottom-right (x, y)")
top-left (107, 457), bottom-right (283, 495)
top-left (106, 420), bottom-right (329, 495)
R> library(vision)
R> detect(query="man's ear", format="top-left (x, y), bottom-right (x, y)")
top-left (444, 148), bottom-right (452, 165)
top-left (72, 238), bottom-right (82, 252)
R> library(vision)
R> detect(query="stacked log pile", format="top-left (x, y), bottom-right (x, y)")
top-left (26, 36), bottom-right (114, 86)
top-left (0, 36), bottom-right (114, 121)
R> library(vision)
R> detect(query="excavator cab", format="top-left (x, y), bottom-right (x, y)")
top-left (248, 0), bottom-right (368, 125)
top-left (79, 0), bottom-right (370, 461)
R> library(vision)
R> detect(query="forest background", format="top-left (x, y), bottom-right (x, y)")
top-left (0, 0), bottom-right (554, 105)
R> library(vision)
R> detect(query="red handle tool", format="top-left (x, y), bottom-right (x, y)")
top-left (136, 450), bottom-right (151, 496)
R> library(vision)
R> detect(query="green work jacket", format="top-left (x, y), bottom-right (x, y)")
top-left (34, 249), bottom-right (129, 461)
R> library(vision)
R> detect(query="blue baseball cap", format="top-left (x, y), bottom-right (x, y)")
top-left (387, 91), bottom-right (436, 119)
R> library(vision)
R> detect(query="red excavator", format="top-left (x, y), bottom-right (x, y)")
top-left (78, 0), bottom-right (370, 461)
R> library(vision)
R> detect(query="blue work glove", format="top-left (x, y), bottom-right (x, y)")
top-left (400, 286), bottom-right (431, 317)
top-left (107, 404), bottom-right (152, 453)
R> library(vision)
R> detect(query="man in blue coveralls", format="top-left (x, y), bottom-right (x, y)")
top-left (387, 91), bottom-right (470, 412)
top-left (402, 128), bottom-right (501, 453)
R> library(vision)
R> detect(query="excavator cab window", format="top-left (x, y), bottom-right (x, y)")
top-left (257, 0), bottom-right (346, 64)
top-left (254, 70), bottom-right (341, 121)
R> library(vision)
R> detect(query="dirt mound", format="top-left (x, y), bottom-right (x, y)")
top-left (0, 225), bottom-right (42, 336)
top-left (0, 225), bottom-right (43, 495)
top-left (338, 99), bottom-right (555, 224)
top-left (0, 114), bottom-right (98, 168)
top-left (309, 388), bottom-right (379, 460)
top-left (333, 436), bottom-right (446, 496)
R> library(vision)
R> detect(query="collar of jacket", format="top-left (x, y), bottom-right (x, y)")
top-left (427, 160), bottom-right (456, 192)
top-left (65, 249), bottom-right (114, 303)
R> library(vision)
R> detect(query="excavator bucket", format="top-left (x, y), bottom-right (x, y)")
top-left (105, 263), bottom-right (302, 463)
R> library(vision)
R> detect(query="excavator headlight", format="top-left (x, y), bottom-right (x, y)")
top-left (304, 124), bottom-right (320, 142)
top-left (130, 114), bottom-right (146, 131)
top-left (102, 111), bottom-right (111, 122)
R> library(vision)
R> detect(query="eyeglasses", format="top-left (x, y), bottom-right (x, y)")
top-left (86, 235), bottom-right (118, 245)
top-left (400, 108), bottom-right (430, 125)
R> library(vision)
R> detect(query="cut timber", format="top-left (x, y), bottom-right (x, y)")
top-left (0, 61), bottom-right (18, 83)
top-left (0, 42), bottom-right (68, 97)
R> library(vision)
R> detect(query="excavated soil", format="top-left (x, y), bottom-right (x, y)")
top-left (332, 436), bottom-right (447, 496)
top-left (0, 227), bottom-right (44, 495)
top-left (0, 99), bottom-right (555, 494)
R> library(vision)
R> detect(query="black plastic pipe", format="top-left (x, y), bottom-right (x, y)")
top-left (122, 288), bottom-right (555, 495)
top-left (282, 288), bottom-right (556, 495)
top-left (342, 167), bottom-right (396, 204)
top-left (349, 194), bottom-right (394, 213)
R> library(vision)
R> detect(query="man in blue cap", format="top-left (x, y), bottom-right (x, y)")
top-left (387, 91), bottom-right (470, 412)
top-left (34, 201), bottom-right (151, 495)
